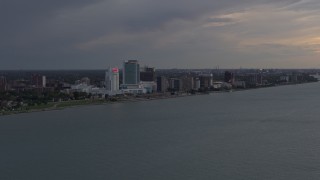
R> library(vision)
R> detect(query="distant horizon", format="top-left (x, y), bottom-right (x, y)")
top-left (1, 67), bottom-right (320, 71)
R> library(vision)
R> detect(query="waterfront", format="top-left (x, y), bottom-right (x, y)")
top-left (1, 82), bottom-right (320, 179)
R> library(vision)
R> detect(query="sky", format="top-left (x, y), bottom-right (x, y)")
top-left (1, 0), bottom-right (320, 69)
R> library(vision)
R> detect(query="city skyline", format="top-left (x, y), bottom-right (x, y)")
top-left (2, 0), bottom-right (320, 69)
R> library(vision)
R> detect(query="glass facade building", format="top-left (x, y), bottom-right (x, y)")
top-left (123, 60), bottom-right (140, 85)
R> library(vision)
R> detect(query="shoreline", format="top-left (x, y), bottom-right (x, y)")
top-left (0, 93), bottom-right (201, 117)
top-left (0, 81), bottom-right (317, 117)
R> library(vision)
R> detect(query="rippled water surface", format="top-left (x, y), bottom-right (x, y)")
top-left (1, 83), bottom-right (320, 180)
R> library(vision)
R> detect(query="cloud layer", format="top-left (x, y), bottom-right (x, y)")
top-left (1, 0), bottom-right (320, 69)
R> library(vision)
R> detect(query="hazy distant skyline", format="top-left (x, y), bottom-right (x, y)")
top-left (2, 0), bottom-right (320, 69)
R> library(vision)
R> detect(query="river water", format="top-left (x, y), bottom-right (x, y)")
top-left (1, 83), bottom-right (320, 180)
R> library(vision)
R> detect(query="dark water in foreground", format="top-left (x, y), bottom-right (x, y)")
top-left (1, 83), bottom-right (320, 180)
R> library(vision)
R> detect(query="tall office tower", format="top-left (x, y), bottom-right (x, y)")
top-left (105, 67), bottom-right (120, 92)
top-left (123, 60), bottom-right (140, 85)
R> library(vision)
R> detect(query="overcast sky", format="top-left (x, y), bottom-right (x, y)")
top-left (1, 0), bottom-right (320, 69)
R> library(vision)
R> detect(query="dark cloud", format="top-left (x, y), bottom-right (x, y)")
top-left (0, 0), bottom-right (317, 69)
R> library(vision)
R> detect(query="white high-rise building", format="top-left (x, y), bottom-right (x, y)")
top-left (42, 76), bottom-right (46, 88)
top-left (105, 67), bottom-right (119, 94)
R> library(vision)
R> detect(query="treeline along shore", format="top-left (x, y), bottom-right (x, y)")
top-left (0, 80), bottom-right (318, 116)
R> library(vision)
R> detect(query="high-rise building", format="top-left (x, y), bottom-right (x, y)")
top-left (181, 76), bottom-right (194, 92)
top-left (157, 76), bottom-right (169, 93)
top-left (224, 71), bottom-right (234, 83)
top-left (169, 78), bottom-right (182, 92)
top-left (123, 60), bottom-right (140, 85)
top-left (42, 76), bottom-right (46, 88)
top-left (0, 76), bottom-right (7, 92)
top-left (195, 78), bottom-right (201, 90)
top-left (105, 67), bottom-right (120, 93)
top-left (199, 74), bottom-right (213, 89)
top-left (31, 74), bottom-right (46, 88)
top-left (140, 66), bottom-right (155, 82)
